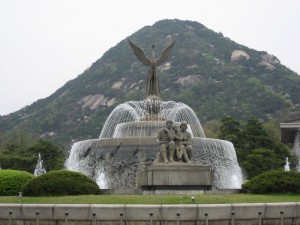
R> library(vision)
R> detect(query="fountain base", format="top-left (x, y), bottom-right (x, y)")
top-left (138, 163), bottom-right (213, 195)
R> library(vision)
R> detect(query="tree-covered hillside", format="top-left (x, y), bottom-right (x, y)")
top-left (1, 19), bottom-right (300, 147)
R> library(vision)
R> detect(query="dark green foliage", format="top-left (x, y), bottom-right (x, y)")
top-left (218, 116), bottom-right (241, 144)
top-left (0, 170), bottom-right (34, 196)
top-left (240, 148), bottom-right (279, 178)
top-left (242, 118), bottom-right (269, 150)
top-left (218, 117), bottom-right (292, 179)
top-left (0, 154), bottom-right (33, 172)
top-left (22, 170), bottom-right (100, 196)
top-left (242, 170), bottom-right (300, 194)
top-left (0, 142), bottom-right (36, 172)
top-left (27, 139), bottom-right (64, 171)
top-left (0, 139), bottom-right (64, 173)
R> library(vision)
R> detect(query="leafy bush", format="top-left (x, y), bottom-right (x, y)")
top-left (0, 170), bottom-right (34, 196)
top-left (242, 170), bottom-right (300, 194)
top-left (22, 170), bottom-right (100, 196)
top-left (240, 148), bottom-right (280, 178)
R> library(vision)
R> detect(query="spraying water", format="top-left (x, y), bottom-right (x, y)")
top-left (192, 138), bottom-right (242, 188)
top-left (99, 100), bottom-right (205, 138)
top-left (34, 153), bottom-right (46, 176)
top-left (65, 99), bottom-right (243, 189)
top-left (284, 157), bottom-right (290, 172)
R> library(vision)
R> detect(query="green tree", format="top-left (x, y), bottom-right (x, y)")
top-left (238, 118), bottom-right (274, 162)
top-left (264, 120), bottom-right (281, 141)
top-left (218, 116), bottom-right (293, 178)
top-left (4, 143), bottom-right (25, 154)
top-left (218, 116), bottom-right (241, 145)
top-left (242, 117), bottom-right (269, 150)
top-left (0, 143), bottom-right (33, 172)
top-left (0, 139), bottom-right (64, 173)
top-left (0, 153), bottom-right (34, 172)
top-left (241, 148), bottom-right (279, 178)
top-left (27, 139), bottom-right (64, 171)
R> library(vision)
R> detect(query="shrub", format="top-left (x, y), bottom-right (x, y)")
top-left (242, 170), bottom-right (300, 194)
top-left (0, 170), bottom-right (34, 196)
top-left (22, 170), bottom-right (100, 196)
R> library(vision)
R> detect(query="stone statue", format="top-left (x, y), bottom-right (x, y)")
top-left (154, 120), bottom-right (193, 164)
top-left (156, 119), bottom-right (175, 163)
top-left (172, 125), bottom-right (183, 160)
top-left (179, 121), bottom-right (193, 162)
top-left (128, 39), bottom-right (175, 100)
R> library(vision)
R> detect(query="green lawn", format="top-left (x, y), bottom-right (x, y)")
top-left (0, 194), bottom-right (300, 204)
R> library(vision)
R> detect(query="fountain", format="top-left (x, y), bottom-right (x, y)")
top-left (65, 40), bottom-right (243, 192)
top-left (284, 157), bottom-right (290, 172)
top-left (34, 153), bottom-right (46, 176)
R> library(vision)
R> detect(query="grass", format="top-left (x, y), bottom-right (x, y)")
top-left (1, 194), bottom-right (300, 204)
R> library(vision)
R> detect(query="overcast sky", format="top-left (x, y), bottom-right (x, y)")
top-left (0, 0), bottom-right (299, 116)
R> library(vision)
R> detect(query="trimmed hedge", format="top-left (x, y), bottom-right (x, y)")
top-left (0, 170), bottom-right (34, 196)
top-left (22, 170), bottom-right (100, 196)
top-left (242, 170), bottom-right (300, 194)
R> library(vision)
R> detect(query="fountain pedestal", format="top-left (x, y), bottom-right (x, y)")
top-left (138, 163), bottom-right (213, 195)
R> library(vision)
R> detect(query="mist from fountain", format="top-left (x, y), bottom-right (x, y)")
top-left (65, 99), bottom-right (243, 189)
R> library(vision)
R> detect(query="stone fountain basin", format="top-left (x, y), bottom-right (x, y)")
top-left (70, 136), bottom-right (242, 189)
top-left (79, 137), bottom-right (238, 164)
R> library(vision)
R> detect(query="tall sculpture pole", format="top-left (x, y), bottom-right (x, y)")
top-left (128, 39), bottom-right (175, 100)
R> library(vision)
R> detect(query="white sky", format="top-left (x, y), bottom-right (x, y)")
top-left (0, 0), bottom-right (299, 116)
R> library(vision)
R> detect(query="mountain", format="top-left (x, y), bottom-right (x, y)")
top-left (1, 19), bottom-right (300, 147)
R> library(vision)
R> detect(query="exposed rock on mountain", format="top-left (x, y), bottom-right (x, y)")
top-left (176, 75), bottom-right (202, 86)
top-left (231, 50), bottom-right (250, 62)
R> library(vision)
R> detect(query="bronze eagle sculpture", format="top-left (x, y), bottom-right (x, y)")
top-left (128, 39), bottom-right (175, 100)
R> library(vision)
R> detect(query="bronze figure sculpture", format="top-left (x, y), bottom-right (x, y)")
top-left (128, 39), bottom-right (175, 100)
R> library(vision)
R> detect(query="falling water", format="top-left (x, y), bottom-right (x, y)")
top-left (65, 99), bottom-right (243, 189)
top-left (66, 137), bottom-right (242, 189)
top-left (65, 139), bottom-right (110, 188)
top-left (192, 138), bottom-right (242, 188)
top-left (34, 153), bottom-right (46, 176)
top-left (65, 140), bottom-right (98, 178)
top-left (284, 157), bottom-right (290, 172)
top-left (99, 100), bottom-right (205, 139)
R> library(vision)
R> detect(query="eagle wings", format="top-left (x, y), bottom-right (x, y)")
top-left (128, 39), bottom-right (175, 66)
